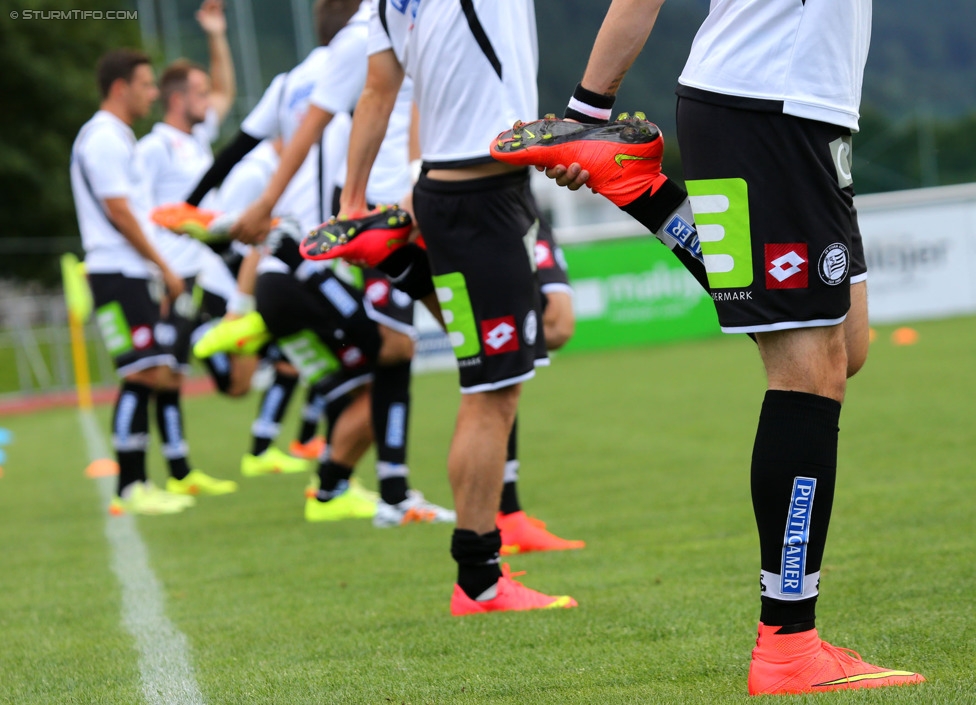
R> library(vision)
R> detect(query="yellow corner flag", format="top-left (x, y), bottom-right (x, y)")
top-left (60, 253), bottom-right (94, 410)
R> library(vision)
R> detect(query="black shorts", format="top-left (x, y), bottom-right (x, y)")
top-left (677, 97), bottom-right (867, 334)
top-left (255, 271), bottom-right (378, 393)
top-left (528, 192), bottom-right (571, 296)
top-left (164, 277), bottom-right (200, 369)
top-left (88, 272), bottom-right (177, 376)
top-left (413, 169), bottom-right (547, 393)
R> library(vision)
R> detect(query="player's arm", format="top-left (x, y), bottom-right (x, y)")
top-left (103, 197), bottom-right (185, 300)
top-left (579, 0), bottom-right (665, 98)
top-left (231, 105), bottom-right (334, 243)
top-left (196, 0), bottom-right (236, 122)
top-left (551, 0), bottom-right (666, 189)
top-left (339, 48), bottom-right (404, 216)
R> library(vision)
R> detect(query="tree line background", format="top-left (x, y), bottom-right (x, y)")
top-left (1, 0), bottom-right (974, 281)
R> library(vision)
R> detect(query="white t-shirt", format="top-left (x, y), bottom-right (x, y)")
top-left (137, 108), bottom-right (222, 277)
top-left (678, 0), bottom-right (872, 130)
top-left (70, 110), bottom-right (154, 277)
top-left (137, 108), bottom-right (220, 206)
top-left (216, 139), bottom-right (281, 214)
top-left (369, 0), bottom-right (538, 167)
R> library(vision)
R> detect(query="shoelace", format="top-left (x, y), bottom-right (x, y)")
top-left (821, 641), bottom-right (865, 677)
top-left (500, 564), bottom-right (527, 584)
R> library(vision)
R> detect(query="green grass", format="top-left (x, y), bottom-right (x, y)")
top-left (1, 318), bottom-right (975, 703)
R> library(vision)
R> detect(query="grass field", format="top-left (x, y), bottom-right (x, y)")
top-left (1, 318), bottom-right (975, 704)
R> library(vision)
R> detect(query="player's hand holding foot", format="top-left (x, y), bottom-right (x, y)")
top-left (490, 112), bottom-right (667, 207)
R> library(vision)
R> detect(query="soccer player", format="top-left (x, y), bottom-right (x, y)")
top-left (135, 0), bottom-right (239, 498)
top-left (336, 0), bottom-right (578, 614)
top-left (70, 50), bottom-right (192, 515)
top-left (226, 1), bottom-right (453, 525)
top-left (493, 0), bottom-right (925, 694)
top-left (495, 212), bottom-right (585, 554)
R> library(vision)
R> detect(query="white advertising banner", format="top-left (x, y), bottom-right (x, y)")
top-left (856, 183), bottom-right (976, 324)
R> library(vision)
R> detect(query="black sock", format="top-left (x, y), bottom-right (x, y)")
top-left (620, 178), bottom-right (710, 293)
top-left (297, 385), bottom-right (326, 444)
top-left (752, 390), bottom-right (840, 630)
top-left (316, 459), bottom-right (354, 497)
top-left (155, 389), bottom-right (191, 480)
top-left (451, 529), bottom-right (503, 599)
top-left (373, 360), bottom-right (412, 504)
top-left (250, 371), bottom-right (299, 455)
top-left (499, 417), bottom-right (521, 515)
top-left (377, 244), bottom-right (434, 300)
top-left (112, 381), bottom-right (152, 495)
top-left (269, 233), bottom-right (304, 271)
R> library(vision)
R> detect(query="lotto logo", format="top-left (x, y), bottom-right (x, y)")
top-left (365, 279), bottom-right (390, 307)
top-left (534, 241), bottom-right (555, 269)
top-left (340, 346), bottom-right (365, 368)
top-left (131, 325), bottom-right (153, 350)
top-left (765, 243), bottom-right (808, 289)
top-left (481, 316), bottom-right (519, 355)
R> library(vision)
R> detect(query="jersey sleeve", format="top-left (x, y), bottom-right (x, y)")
top-left (367, 1), bottom-right (393, 56)
top-left (309, 28), bottom-right (368, 116)
top-left (83, 128), bottom-right (135, 200)
top-left (240, 73), bottom-right (287, 140)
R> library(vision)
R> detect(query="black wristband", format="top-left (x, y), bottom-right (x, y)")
top-left (564, 83), bottom-right (616, 124)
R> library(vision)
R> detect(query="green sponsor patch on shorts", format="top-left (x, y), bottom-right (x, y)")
top-left (432, 272), bottom-right (481, 360)
top-left (95, 301), bottom-right (133, 356)
top-left (686, 177), bottom-right (754, 290)
top-left (278, 330), bottom-right (340, 383)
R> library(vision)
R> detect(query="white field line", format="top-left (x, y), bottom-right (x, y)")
top-left (79, 409), bottom-right (207, 705)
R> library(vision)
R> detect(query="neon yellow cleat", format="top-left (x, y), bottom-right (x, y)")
top-left (241, 447), bottom-right (309, 477)
top-left (193, 311), bottom-right (271, 358)
top-left (305, 483), bottom-right (377, 522)
top-left (108, 481), bottom-right (193, 516)
top-left (167, 470), bottom-right (239, 496)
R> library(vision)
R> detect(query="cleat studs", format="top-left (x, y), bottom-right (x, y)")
top-left (543, 113), bottom-right (556, 120)
top-left (510, 141), bottom-right (521, 148)
top-left (617, 112), bottom-right (630, 121)
top-left (512, 120), bottom-right (524, 131)
top-left (634, 111), bottom-right (646, 120)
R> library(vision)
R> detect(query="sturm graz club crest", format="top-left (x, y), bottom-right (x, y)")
top-left (818, 243), bottom-right (849, 285)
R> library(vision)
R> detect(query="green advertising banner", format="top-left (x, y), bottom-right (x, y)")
top-left (560, 236), bottom-right (720, 352)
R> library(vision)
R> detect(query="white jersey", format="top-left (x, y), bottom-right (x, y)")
top-left (216, 140), bottom-right (281, 214)
top-left (369, 0), bottom-right (538, 168)
top-left (677, 0), bottom-right (872, 130)
top-left (70, 111), bottom-right (153, 277)
top-left (333, 79), bottom-right (413, 206)
top-left (137, 108), bottom-right (222, 277)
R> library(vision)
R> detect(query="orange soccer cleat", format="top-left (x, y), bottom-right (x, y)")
top-left (490, 113), bottom-right (668, 208)
top-left (301, 206), bottom-right (413, 267)
top-left (450, 564), bottom-right (577, 616)
top-left (747, 622), bottom-right (925, 696)
top-left (497, 510), bottom-right (585, 555)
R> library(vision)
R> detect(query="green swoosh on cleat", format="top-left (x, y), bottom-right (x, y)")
top-left (614, 154), bottom-right (654, 167)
